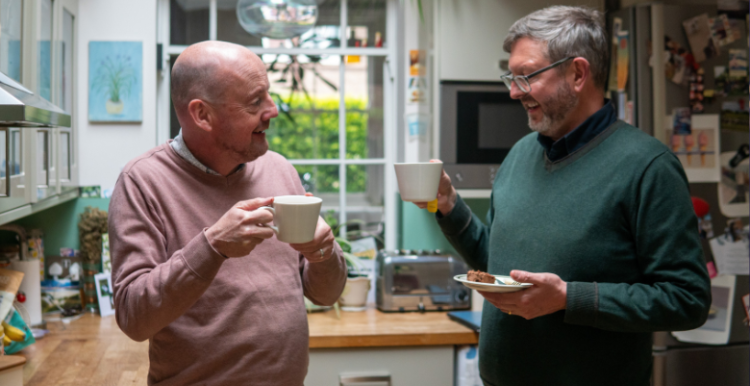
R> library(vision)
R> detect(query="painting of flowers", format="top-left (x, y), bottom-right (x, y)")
top-left (88, 41), bottom-right (142, 122)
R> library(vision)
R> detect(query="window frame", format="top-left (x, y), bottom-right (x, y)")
top-left (157, 0), bottom-right (398, 249)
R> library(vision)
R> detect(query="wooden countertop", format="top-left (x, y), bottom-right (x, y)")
top-left (17, 307), bottom-right (476, 384)
top-left (0, 354), bottom-right (26, 371)
top-left (309, 307), bottom-right (478, 348)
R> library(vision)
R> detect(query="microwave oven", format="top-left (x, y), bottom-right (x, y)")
top-left (439, 81), bottom-right (531, 189)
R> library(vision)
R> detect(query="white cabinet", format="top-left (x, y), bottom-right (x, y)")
top-left (307, 346), bottom-right (454, 386)
top-left (436, 0), bottom-right (604, 82)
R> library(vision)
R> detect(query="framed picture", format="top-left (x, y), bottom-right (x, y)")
top-left (88, 41), bottom-right (142, 122)
top-left (672, 275), bottom-right (736, 345)
top-left (94, 272), bottom-right (115, 317)
top-left (665, 114), bottom-right (720, 183)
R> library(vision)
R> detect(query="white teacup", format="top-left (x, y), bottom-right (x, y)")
top-left (259, 195), bottom-right (322, 243)
top-left (394, 161), bottom-right (443, 202)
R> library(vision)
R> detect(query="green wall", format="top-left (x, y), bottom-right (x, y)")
top-left (400, 198), bottom-right (491, 253)
top-left (1, 198), bottom-right (111, 257)
top-left (3, 195), bottom-right (487, 260)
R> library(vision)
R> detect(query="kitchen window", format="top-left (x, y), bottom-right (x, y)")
top-left (158, 0), bottom-right (397, 249)
top-left (0, 0), bottom-right (23, 82)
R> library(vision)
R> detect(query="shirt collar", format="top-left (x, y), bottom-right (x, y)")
top-left (170, 130), bottom-right (245, 176)
top-left (537, 100), bottom-right (617, 162)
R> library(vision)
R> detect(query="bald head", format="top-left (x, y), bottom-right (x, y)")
top-left (171, 41), bottom-right (264, 113)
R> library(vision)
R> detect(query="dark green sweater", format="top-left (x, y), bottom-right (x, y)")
top-left (438, 121), bottom-right (711, 386)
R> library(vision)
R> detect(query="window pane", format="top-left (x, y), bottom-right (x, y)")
top-left (170, 0), bottom-right (209, 46)
top-left (0, 129), bottom-right (6, 195)
top-left (346, 164), bottom-right (385, 249)
top-left (10, 129), bottom-right (20, 176)
top-left (37, 131), bottom-right (48, 187)
top-left (60, 131), bottom-right (70, 181)
top-left (39, 0), bottom-right (52, 101)
top-left (265, 54), bottom-right (340, 159)
top-left (169, 54), bottom-right (181, 138)
top-left (345, 56), bottom-right (383, 159)
top-left (294, 164), bottom-right (340, 224)
top-left (347, 0), bottom-right (386, 48)
top-left (218, 0), bottom-right (340, 49)
top-left (61, 9), bottom-right (74, 113)
top-left (0, 0), bottom-right (22, 82)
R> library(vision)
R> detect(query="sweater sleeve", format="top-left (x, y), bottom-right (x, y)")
top-left (109, 173), bottom-right (226, 342)
top-left (300, 239), bottom-right (348, 306)
top-left (436, 194), bottom-right (492, 271)
top-left (281, 161), bottom-right (347, 306)
top-left (565, 151), bottom-right (712, 332)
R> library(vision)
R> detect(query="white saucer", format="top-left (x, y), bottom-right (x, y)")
top-left (453, 274), bottom-right (533, 293)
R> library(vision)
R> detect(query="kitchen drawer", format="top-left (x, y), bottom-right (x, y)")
top-left (307, 346), bottom-right (453, 386)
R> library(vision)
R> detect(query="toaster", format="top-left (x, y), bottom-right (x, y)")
top-left (376, 249), bottom-right (472, 312)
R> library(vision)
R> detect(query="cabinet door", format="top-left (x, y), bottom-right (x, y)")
top-left (54, 0), bottom-right (78, 190)
top-left (307, 346), bottom-right (454, 386)
top-left (58, 128), bottom-right (75, 193)
top-left (0, 128), bottom-right (29, 212)
top-left (436, 0), bottom-right (603, 82)
top-left (34, 128), bottom-right (56, 201)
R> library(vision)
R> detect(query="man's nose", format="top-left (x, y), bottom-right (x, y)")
top-left (264, 100), bottom-right (279, 121)
top-left (508, 81), bottom-right (524, 100)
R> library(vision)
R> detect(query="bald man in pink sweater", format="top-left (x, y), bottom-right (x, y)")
top-left (108, 41), bottom-right (347, 386)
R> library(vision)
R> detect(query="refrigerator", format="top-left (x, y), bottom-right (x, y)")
top-left (608, 4), bottom-right (749, 386)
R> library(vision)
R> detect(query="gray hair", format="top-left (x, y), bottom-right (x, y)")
top-left (503, 6), bottom-right (609, 91)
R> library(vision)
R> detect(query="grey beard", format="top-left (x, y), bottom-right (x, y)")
top-left (527, 84), bottom-right (577, 137)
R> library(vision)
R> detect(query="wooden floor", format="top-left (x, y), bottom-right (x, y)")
top-left (17, 313), bottom-right (149, 386)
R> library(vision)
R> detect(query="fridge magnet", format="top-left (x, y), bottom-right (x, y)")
top-left (405, 113), bottom-right (429, 139)
top-left (407, 76), bottom-right (427, 104)
top-left (666, 114), bottom-right (720, 182)
top-left (409, 49), bottom-right (424, 76)
top-left (709, 223), bottom-right (749, 276)
top-left (718, 150), bottom-right (749, 217)
top-left (709, 14), bottom-right (737, 47)
top-left (720, 101), bottom-right (749, 132)
top-left (672, 107), bottom-right (692, 134)
top-left (682, 14), bottom-right (719, 62)
top-left (88, 41), bottom-right (143, 123)
top-left (727, 49), bottom-right (748, 78)
top-left (692, 196), bottom-right (713, 239)
top-left (689, 68), bottom-right (705, 113)
top-left (672, 274), bottom-right (736, 345)
top-left (94, 272), bottom-right (115, 317)
top-left (714, 66), bottom-right (729, 96)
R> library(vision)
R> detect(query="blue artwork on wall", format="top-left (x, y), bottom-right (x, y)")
top-left (88, 41), bottom-right (142, 122)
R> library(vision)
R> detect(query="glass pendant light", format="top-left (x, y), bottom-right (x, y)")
top-left (236, 0), bottom-right (319, 39)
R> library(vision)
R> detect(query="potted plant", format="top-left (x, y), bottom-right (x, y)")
top-left (304, 211), bottom-right (380, 316)
top-left (92, 54), bottom-right (136, 115)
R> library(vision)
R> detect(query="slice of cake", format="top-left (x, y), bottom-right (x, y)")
top-left (467, 270), bottom-right (495, 284)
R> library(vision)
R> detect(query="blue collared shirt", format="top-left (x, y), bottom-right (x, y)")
top-left (536, 100), bottom-right (617, 162)
top-left (170, 129), bottom-right (245, 176)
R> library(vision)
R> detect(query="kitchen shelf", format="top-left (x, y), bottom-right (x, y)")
top-left (0, 189), bottom-right (79, 226)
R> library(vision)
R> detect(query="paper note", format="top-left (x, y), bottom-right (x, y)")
top-left (710, 234), bottom-right (749, 276)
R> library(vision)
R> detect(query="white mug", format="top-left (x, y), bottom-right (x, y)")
top-left (259, 195), bottom-right (322, 243)
top-left (394, 161), bottom-right (443, 202)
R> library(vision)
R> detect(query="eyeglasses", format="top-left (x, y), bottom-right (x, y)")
top-left (500, 56), bottom-right (576, 93)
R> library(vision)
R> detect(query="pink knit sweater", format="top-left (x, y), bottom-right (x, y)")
top-left (109, 143), bottom-right (347, 385)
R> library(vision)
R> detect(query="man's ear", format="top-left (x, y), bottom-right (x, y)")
top-left (187, 99), bottom-right (215, 133)
top-left (570, 57), bottom-right (591, 93)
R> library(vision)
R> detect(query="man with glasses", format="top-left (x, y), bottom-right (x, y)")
top-left (416, 6), bottom-right (710, 386)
